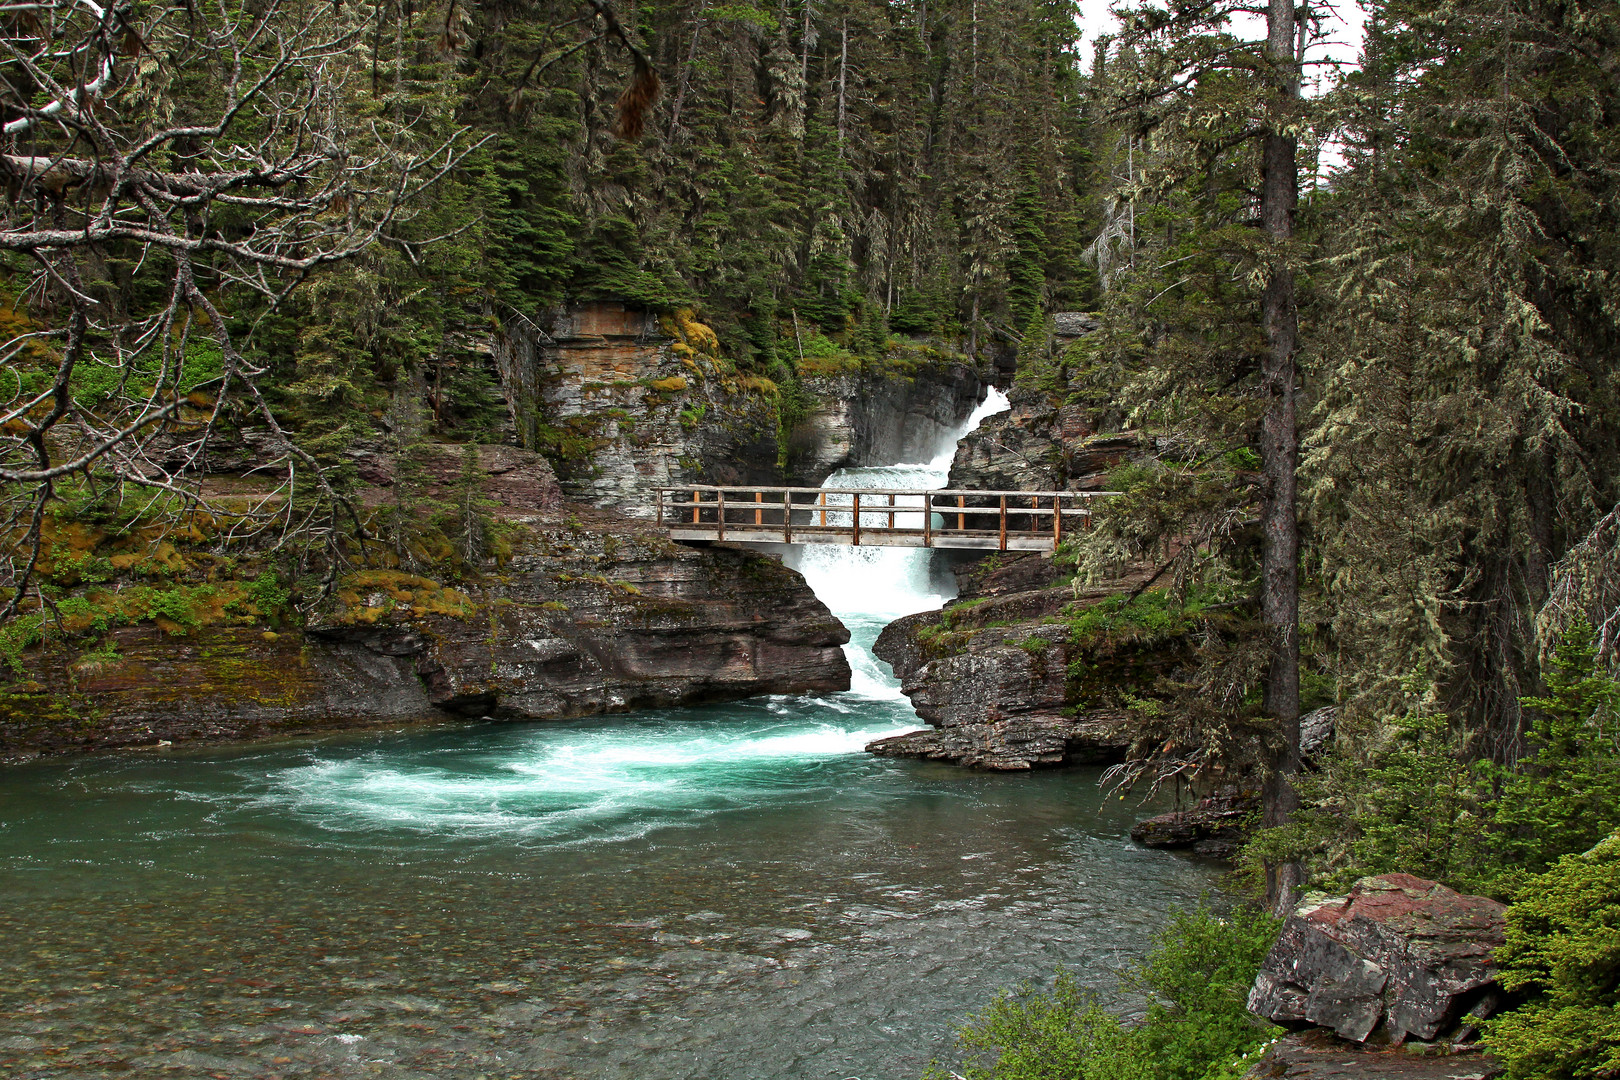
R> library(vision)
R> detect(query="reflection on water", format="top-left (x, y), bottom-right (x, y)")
top-left (0, 722), bottom-right (1217, 1080)
top-left (0, 386), bottom-right (1222, 1079)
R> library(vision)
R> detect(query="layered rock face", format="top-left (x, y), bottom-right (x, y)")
top-left (0, 511), bottom-right (850, 761)
top-left (946, 314), bottom-right (1138, 494)
top-left (494, 304), bottom-right (785, 515)
top-left (1249, 874), bottom-right (1508, 1044)
top-left (866, 553), bottom-right (1143, 770)
top-left (792, 361), bottom-right (985, 477)
top-left (494, 302), bottom-right (991, 515)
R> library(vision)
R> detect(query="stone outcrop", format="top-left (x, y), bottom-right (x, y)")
top-left (946, 314), bottom-right (1141, 494)
top-left (0, 510), bottom-right (850, 761)
top-left (1243, 1031), bottom-right (1502, 1080)
top-left (791, 361), bottom-right (985, 477)
top-left (866, 552), bottom-right (1147, 770)
top-left (1131, 788), bottom-right (1260, 859)
top-left (1248, 874), bottom-right (1508, 1044)
top-left (493, 302), bottom-right (991, 515)
top-left (948, 392), bottom-right (1138, 493)
top-left (1301, 705), bottom-right (1338, 760)
top-left (866, 708), bottom-right (1133, 771)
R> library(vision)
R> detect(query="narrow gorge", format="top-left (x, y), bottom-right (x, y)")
top-left (0, 353), bottom-right (1226, 1080)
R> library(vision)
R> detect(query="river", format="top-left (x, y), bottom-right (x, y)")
top-left (0, 390), bottom-right (1221, 1079)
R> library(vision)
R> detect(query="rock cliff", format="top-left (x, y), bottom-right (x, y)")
top-left (493, 304), bottom-right (786, 514)
top-left (493, 302), bottom-right (989, 514)
top-left (866, 552), bottom-right (1155, 770)
top-left (791, 361), bottom-right (986, 477)
top-left (0, 482), bottom-right (850, 762)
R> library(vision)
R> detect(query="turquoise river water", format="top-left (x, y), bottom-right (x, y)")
top-left (0, 393), bottom-right (1221, 1079)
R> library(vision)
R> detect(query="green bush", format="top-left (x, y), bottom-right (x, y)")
top-left (1484, 624), bottom-right (1620, 897)
top-left (1247, 624), bottom-right (1620, 900)
top-left (1487, 830), bottom-right (1620, 1080)
top-left (926, 904), bottom-right (1280, 1080)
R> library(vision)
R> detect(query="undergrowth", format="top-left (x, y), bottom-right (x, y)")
top-left (924, 903), bottom-right (1280, 1080)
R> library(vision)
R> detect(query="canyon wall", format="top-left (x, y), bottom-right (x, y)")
top-left (0, 464), bottom-right (849, 762)
top-left (494, 302), bottom-right (989, 514)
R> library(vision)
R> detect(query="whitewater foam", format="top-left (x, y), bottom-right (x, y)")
top-left (257, 386), bottom-right (1011, 843)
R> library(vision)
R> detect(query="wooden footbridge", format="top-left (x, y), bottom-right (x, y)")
top-left (657, 486), bottom-right (1117, 552)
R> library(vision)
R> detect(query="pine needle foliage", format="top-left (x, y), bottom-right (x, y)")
top-left (1487, 831), bottom-right (1620, 1080)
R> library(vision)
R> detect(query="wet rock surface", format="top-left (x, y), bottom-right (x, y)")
top-left (1243, 1031), bottom-right (1502, 1079)
top-left (1248, 874), bottom-right (1508, 1044)
top-left (867, 553), bottom-right (1148, 770)
top-left (793, 361), bottom-right (985, 478)
top-left (0, 512), bottom-right (850, 761)
top-left (1131, 788), bottom-right (1260, 859)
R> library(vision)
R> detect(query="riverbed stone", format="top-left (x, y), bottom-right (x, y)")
top-left (1243, 1031), bottom-right (1502, 1079)
top-left (1248, 874), bottom-right (1508, 1043)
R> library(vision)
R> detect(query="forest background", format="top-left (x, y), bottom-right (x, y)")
top-left (2, 0), bottom-right (1619, 1074)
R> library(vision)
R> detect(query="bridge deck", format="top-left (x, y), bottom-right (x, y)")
top-left (658, 485), bottom-right (1116, 552)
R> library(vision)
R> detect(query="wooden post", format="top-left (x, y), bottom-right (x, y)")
top-left (852, 492), bottom-right (861, 546)
top-left (957, 494), bottom-right (965, 532)
top-left (887, 493), bottom-right (895, 530)
top-left (923, 493), bottom-right (932, 547)
top-left (999, 494), bottom-right (1007, 551)
top-left (718, 489), bottom-right (726, 541)
top-left (783, 489), bottom-right (792, 543)
top-left (692, 489), bottom-right (700, 525)
top-left (755, 490), bottom-right (764, 526)
top-left (819, 490), bottom-right (826, 527)
top-left (1053, 494), bottom-right (1062, 545)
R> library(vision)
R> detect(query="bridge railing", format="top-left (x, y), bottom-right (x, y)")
top-left (656, 485), bottom-right (1119, 551)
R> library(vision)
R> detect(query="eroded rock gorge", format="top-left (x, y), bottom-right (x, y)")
top-left (494, 301), bottom-right (989, 514)
top-left (0, 501), bottom-right (849, 760)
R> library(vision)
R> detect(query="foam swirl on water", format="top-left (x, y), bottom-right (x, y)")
top-left (263, 387), bottom-right (1012, 842)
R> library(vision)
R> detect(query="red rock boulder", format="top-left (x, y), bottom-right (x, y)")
top-left (1248, 874), bottom-right (1507, 1043)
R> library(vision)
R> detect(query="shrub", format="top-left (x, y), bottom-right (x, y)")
top-left (926, 904), bottom-right (1279, 1080)
top-left (1247, 624), bottom-right (1620, 900)
top-left (1487, 830), bottom-right (1620, 1080)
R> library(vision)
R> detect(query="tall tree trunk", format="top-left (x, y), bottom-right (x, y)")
top-left (970, 0), bottom-right (979, 91)
top-left (800, 0), bottom-right (813, 84)
top-left (1259, 0), bottom-right (1303, 918)
top-left (836, 17), bottom-right (848, 145)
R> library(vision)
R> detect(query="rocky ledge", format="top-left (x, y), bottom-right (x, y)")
top-left (865, 552), bottom-right (1157, 770)
top-left (1131, 788), bottom-right (1260, 859)
top-left (0, 507), bottom-right (850, 761)
top-left (1243, 1031), bottom-right (1502, 1079)
top-left (1249, 874), bottom-right (1508, 1044)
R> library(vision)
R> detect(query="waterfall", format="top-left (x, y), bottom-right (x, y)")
top-left (788, 387), bottom-right (1010, 702)
top-left (233, 387), bottom-right (1012, 844)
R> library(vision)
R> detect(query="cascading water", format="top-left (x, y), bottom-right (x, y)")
top-left (791, 387), bottom-right (1011, 706)
top-left (0, 384), bottom-right (1223, 1080)
top-left (258, 388), bottom-right (1013, 844)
